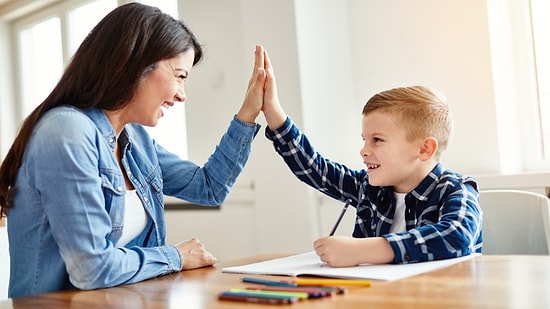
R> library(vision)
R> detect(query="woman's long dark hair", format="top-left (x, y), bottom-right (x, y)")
top-left (0, 3), bottom-right (203, 217)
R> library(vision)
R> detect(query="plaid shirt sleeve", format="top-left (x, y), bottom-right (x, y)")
top-left (265, 117), bottom-right (365, 203)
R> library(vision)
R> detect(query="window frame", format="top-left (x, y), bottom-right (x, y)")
top-left (528, 0), bottom-right (550, 163)
top-left (520, 0), bottom-right (550, 171)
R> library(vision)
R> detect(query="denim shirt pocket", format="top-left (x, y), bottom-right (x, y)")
top-left (144, 166), bottom-right (164, 207)
top-left (100, 169), bottom-right (126, 243)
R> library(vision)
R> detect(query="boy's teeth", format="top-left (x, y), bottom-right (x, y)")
top-left (162, 103), bottom-right (170, 109)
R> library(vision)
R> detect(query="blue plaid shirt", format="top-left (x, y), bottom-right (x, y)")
top-left (265, 117), bottom-right (482, 264)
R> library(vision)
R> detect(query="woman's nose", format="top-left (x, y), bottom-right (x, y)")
top-left (175, 86), bottom-right (186, 102)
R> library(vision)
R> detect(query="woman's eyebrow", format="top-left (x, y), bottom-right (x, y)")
top-left (174, 67), bottom-right (189, 76)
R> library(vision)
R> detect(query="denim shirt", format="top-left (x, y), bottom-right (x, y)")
top-left (8, 106), bottom-right (260, 298)
top-left (265, 117), bottom-right (482, 264)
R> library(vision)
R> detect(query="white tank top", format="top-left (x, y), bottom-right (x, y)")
top-left (117, 190), bottom-right (148, 246)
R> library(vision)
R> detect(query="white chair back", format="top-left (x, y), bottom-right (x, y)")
top-left (479, 190), bottom-right (550, 255)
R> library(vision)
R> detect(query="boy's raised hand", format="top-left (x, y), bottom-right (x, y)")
top-left (262, 49), bottom-right (287, 130)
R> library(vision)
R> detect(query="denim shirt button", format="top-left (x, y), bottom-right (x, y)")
top-left (117, 186), bottom-right (123, 192)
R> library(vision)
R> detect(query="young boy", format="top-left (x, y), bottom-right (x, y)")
top-left (260, 50), bottom-right (482, 266)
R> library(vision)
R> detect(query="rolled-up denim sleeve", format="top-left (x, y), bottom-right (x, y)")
top-left (159, 115), bottom-right (260, 205)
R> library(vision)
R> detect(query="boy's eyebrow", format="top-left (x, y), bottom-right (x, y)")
top-left (365, 131), bottom-right (384, 137)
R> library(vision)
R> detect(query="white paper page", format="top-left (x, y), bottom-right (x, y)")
top-left (222, 251), bottom-right (480, 281)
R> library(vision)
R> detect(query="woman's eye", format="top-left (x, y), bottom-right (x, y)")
top-left (178, 74), bottom-right (186, 81)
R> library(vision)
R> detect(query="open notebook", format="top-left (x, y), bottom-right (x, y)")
top-left (222, 251), bottom-right (480, 281)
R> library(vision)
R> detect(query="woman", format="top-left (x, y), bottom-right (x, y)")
top-left (0, 3), bottom-right (267, 298)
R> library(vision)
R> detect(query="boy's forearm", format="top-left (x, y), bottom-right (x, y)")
top-left (263, 103), bottom-right (287, 130)
top-left (357, 237), bottom-right (395, 264)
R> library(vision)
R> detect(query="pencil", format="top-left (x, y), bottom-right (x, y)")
top-left (241, 276), bottom-right (297, 287)
top-left (244, 286), bottom-right (330, 298)
top-left (329, 199), bottom-right (352, 236)
top-left (218, 293), bottom-right (297, 304)
top-left (295, 277), bottom-right (371, 287)
top-left (229, 288), bottom-right (309, 300)
top-left (219, 290), bottom-right (299, 304)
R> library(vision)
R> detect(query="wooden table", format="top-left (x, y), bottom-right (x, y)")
top-left (1, 254), bottom-right (549, 308)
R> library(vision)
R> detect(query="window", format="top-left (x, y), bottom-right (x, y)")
top-left (486, 0), bottom-right (550, 172)
top-left (12, 0), bottom-right (188, 159)
top-left (18, 17), bottom-right (63, 118)
top-left (14, 0), bottom-right (117, 119)
top-left (530, 0), bottom-right (550, 159)
top-left (67, 0), bottom-right (118, 56)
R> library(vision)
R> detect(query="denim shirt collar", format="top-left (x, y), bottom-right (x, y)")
top-left (82, 108), bottom-right (117, 151)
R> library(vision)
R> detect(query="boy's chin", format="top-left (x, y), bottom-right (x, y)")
top-left (367, 179), bottom-right (383, 187)
top-left (367, 177), bottom-right (392, 188)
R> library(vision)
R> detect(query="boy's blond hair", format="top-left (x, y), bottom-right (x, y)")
top-left (362, 85), bottom-right (452, 160)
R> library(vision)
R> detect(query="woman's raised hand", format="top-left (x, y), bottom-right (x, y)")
top-left (236, 44), bottom-right (267, 124)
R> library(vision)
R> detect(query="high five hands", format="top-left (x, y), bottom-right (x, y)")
top-left (237, 44), bottom-right (287, 129)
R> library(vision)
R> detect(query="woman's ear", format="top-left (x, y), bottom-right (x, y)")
top-left (419, 137), bottom-right (438, 161)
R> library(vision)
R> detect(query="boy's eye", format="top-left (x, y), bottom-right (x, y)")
top-left (373, 137), bottom-right (382, 143)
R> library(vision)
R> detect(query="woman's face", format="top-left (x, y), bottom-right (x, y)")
top-left (126, 49), bottom-right (195, 127)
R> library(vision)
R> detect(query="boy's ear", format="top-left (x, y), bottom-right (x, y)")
top-left (418, 137), bottom-right (438, 160)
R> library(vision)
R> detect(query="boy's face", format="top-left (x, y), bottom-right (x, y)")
top-left (360, 111), bottom-right (426, 193)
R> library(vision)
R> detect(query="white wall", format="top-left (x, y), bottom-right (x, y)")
top-left (348, 0), bottom-right (499, 174)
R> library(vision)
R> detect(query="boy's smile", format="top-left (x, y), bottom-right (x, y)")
top-left (365, 163), bottom-right (381, 171)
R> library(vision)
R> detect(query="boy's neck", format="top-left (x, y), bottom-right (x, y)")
top-left (394, 160), bottom-right (439, 193)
